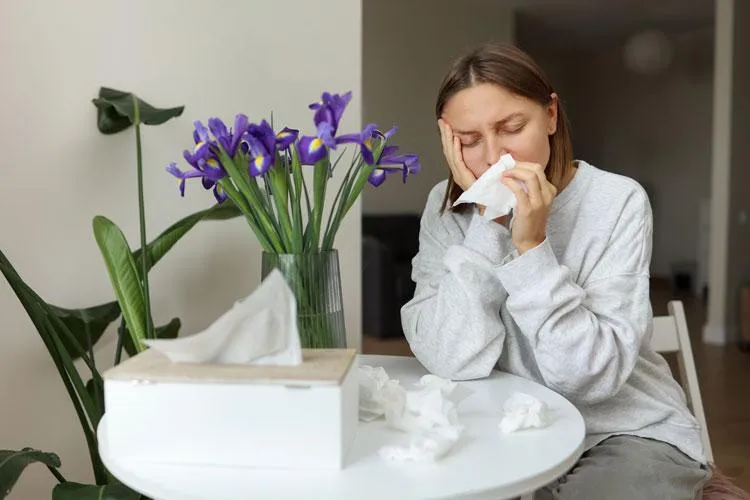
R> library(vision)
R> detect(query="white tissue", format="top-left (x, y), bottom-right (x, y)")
top-left (358, 365), bottom-right (406, 422)
top-left (143, 269), bottom-right (302, 366)
top-left (498, 392), bottom-right (551, 434)
top-left (358, 366), bottom-right (473, 462)
top-left (453, 153), bottom-right (519, 219)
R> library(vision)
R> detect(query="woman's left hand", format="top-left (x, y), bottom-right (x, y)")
top-left (502, 162), bottom-right (557, 254)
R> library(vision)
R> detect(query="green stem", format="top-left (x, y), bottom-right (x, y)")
top-left (133, 96), bottom-right (153, 340)
top-left (289, 149), bottom-right (304, 252)
top-left (114, 319), bottom-right (125, 365)
top-left (218, 148), bottom-right (284, 252)
top-left (220, 179), bottom-right (275, 252)
top-left (47, 465), bottom-right (67, 483)
top-left (310, 159), bottom-right (330, 251)
top-left (268, 163), bottom-right (296, 253)
top-left (322, 152), bottom-right (361, 249)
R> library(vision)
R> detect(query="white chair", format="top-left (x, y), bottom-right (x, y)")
top-left (650, 300), bottom-right (714, 462)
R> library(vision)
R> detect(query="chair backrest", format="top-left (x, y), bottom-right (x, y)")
top-left (650, 300), bottom-right (713, 462)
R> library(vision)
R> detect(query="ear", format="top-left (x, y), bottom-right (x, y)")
top-left (547, 93), bottom-right (559, 135)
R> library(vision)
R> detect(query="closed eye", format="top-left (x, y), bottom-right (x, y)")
top-left (499, 120), bottom-right (526, 134)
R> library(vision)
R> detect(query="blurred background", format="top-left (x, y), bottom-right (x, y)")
top-left (360, 0), bottom-right (750, 490)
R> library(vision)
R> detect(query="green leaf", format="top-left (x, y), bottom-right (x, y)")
top-left (123, 317), bottom-right (180, 357)
top-left (93, 216), bottom-right (147, 352)
top-left (0, 448), bottom-right (62, 498)
top-left (133, 199), bottom-right (242, 273)
top-left (52, 482), bottom-right (141, 500)
top-left (0, 251), bottom-right (106, 483)
top-left (46, 302), bottom-right (121, 360)
top-left (92, 87), bottom-right (184, 134)
top-left (85, 378), bottom-right (105, 420)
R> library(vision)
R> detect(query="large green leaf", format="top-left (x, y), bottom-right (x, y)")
top-left (0, 448), bottom-right (61, 499)
top-left (52, 482), bottom-right (141, 500)
top-left (40, 202), bottom-right (240, 361)
top-left (47, 302), bottom-right (121, 361)
top-left (93, 216), bottom-right (147, 353)
top-left (92, 87), bottom-right (184, 134)
top-left (123, 317), bottom-right (180, 357)
top-left (133, 199), bottom-right (242, 273)
top-left (0, 252), bottom-right (106, 484)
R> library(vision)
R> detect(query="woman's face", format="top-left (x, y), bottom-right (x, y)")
top-left (441, 82), bottom-right (558, 178)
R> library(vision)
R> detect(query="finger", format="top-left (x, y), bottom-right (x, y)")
top-left (503, 177), bottom-right (529, 209)
top-left (526, 166), bottom-right (554, 204)
top-left (504, 168), bottom-right (542, 206)
top-left (452, 136), bottom-right (466, 171)
top-left (438, 120), bottom-right (451, 159)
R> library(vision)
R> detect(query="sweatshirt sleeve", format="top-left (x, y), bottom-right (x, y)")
top-left (496, 189), bottom-right (653, 405)
top-left (401, 184), bottom-right (515, 380)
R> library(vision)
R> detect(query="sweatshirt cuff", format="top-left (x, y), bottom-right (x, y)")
top-left (496, 238), bottom-right (558, 294)
top-left (462, 214), bottom-right (513, 264)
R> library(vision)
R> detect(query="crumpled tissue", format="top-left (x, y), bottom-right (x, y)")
top-left (499, 392), bottom-right (551, 434)
top-left (358, 366), bottom-right (473, 462)
top-left (452, 153), bottom-right (521, 219)
top-left (143, 269), bottom-right (302, 366)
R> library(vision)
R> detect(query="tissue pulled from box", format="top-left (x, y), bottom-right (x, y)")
top-left (143, 269), bottom-right (302, 366)
top-left (359, 365), bottom-right (473, 462)
top-left (499, 392), bottom-right (551, 434)
top-left (452, 153), bottom-right (519, 219)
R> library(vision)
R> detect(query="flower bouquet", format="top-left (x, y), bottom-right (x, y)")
top-left (167, 91), bottom-right (419, 348)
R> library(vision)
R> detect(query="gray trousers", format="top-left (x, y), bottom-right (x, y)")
top-left (532, 435), bottom-right (712, 500)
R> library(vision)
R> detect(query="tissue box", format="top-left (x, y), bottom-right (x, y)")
top-left (102, 348), bottom-right (358, 470)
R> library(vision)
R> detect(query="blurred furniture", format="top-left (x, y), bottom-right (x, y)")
top-left (362, 214), bottom-right (421, 339)
top-left (650, 300), bottom-right (714, 461)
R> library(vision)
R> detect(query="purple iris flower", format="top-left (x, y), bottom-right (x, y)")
top-left (275, 127), bottom-right (299, 150)
top-left (297, 135), bottom-right (328, 165)
top-left (336, 123), bottom-right (380, 165)
top-left (186, 120), bottom-right (211, 164)
top-left (167, 154), bottom-right (227, 202)
top-left (166, 162), bottom-right (202, 197)
top-left (245, 120), bottom-right (277, 176)
top-left (298, 91), bottom-right (361, 165)
top-left (200, 157), bottom-right (229, 202)
top-left (367, 145), bottom-right (421, 187)
top-left (309, 91), bottom-right (352, 138)
top-left (207, 114), bottom-right (249, 157)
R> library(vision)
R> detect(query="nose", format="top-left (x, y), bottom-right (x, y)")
top-left (485, 136), bottom-right (505, 166)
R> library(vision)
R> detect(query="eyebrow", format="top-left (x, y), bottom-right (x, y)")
top-left (453, 113), bottom-right (525, 135)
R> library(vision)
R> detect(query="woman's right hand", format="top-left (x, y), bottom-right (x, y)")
top-left (438, 119), bottom-right (477, 192)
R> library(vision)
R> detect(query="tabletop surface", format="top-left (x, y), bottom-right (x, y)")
top-left (99, 354), bottom-right (586, 500)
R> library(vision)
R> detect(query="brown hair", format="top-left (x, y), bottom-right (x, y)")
top-left (436, 41), bottom-right (573, 213)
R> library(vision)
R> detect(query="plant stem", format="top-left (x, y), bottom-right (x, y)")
top-left (114, 319), bottom-right (125, 365)
top-left (47, 465), bottom-right (67, 483)
top-left (322, 151), bottom-right (360, 249)
top-left (133, 96), bottom-right (153, 340)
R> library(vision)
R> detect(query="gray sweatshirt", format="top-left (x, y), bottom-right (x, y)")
top-left (401, 160), bottom-right (706, 464)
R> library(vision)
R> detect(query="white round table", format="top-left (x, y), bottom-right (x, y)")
top-left (99, 354), bottom-right (585, 500)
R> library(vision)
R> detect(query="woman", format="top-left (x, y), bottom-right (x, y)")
top-left (401, 41), bottom-right (711, 499)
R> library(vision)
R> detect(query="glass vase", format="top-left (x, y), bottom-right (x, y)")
top-left (261, 250), bottom-right (347, 349)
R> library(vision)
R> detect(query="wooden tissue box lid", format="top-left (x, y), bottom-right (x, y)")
top-left (103, 348), bottom-right (357, 387)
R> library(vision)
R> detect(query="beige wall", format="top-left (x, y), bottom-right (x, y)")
top-left (520, 30), bottom-right (714, 280)
top-left (361, 0), bottom-right (515, 215)
top-left (0, 0), bottom-right (362, 498)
